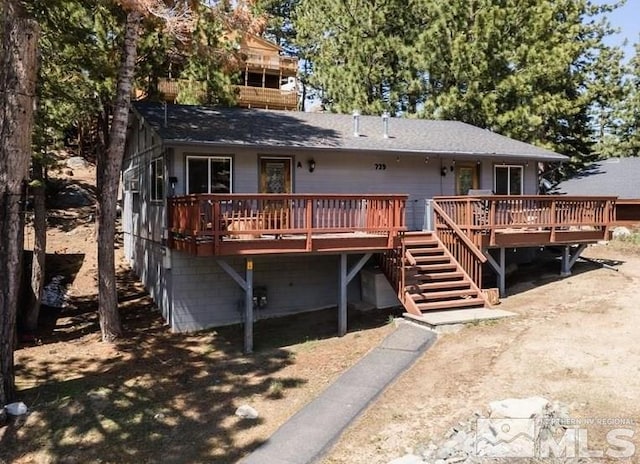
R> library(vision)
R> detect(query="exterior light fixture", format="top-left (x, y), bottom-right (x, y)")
top-left (308, 159), bottom-right (316, 173)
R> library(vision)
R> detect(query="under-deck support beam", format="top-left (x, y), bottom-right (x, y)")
top-left (217, 258), bottom-right (254, 354)
top-left (484, 247), bottom-right (506, 297)
top-left (561, 244), bottom-right (587, 277)
top-left (338, 253), bottom-right (372, 336)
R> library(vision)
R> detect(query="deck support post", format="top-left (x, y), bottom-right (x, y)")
top-left (216, 258), bottom-right (254, 354)
top-left (484, 247), bottom-right (506, 297)
top-left (561, 244), bottom-right (587, 277)
top-left (338, 253), bottom-right (372, 336)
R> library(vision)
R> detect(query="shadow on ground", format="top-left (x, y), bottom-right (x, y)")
top-left (483, 247), bottom-right (624, 297)
top-left (5, 265), bottom-right (397, 463)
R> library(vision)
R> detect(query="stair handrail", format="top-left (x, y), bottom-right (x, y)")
top-left (432, 201), bottom-right (487, 264)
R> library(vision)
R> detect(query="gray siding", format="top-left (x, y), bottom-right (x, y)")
top-left (170, 252), bottom-right (365, 332)
top-left (168, 147), bottom-right (539, 230)
top-left (122, 113), bottom-right (170, 318)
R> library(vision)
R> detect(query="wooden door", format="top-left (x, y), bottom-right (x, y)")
top-left (455, 164), bottom-right (479, 195)
top-left (259, 157), bottom-right (292, 193)
top-left (259, 157), bottom-right (293, 230)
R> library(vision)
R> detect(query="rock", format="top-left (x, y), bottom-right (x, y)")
top-left (235, 404), bottom-right (259, 419)
top-left (55, 183), bottom-right (94, 208)
top-left (66, 156), bottom-right (89, 169)
top-left (612, 226), bottom-right (632, 239)
top-left (6, 401), bottom-right (28, 416)
top-left (387, 454), bottom-right (425, 464)
top-left (489, 397), bottom-right (549, 419)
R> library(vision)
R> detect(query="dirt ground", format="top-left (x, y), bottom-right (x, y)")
top-left (325, 243), bottom-right (640, 464)
top-left (3, 158), bottom-right (640, 463)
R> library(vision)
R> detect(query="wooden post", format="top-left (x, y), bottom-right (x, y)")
top-left (305, 198), bottom-right (313, 251)
top-left (339, 253), bottom-right (348, 336)
top-left (244, 258), bottom-right (254, 354)
top-left (338, 253), bottom-right (372, 337)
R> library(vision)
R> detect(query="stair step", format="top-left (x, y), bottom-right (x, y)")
top-left (409, 288), bottom-right (478, 301)
top-left (414, 271), bottom-right (465, 281)
top-left (410, 252), bottom-right (447, 262)
top-left (414, 281), bottom-right (473, 291)
top-left (415, 263), bottom-right (457, 272)
top-left (404, 240), bottom-right (439, 247)
top-left (417, 297), bottom-right (485, 311)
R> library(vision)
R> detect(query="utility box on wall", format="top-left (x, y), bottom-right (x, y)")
top-left (360, 269), bottom-right (400, 309)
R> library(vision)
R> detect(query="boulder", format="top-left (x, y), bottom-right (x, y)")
top-left (235, 404), bottom-right (259, 420)
top-left (489, 397), bottom-right (549, 419)
top-left (66, 156), bottom-right (89, 169)
top-left (612, 226), bottom-right (632, 239)
top-left (387, 454), bottom-right (425, 464)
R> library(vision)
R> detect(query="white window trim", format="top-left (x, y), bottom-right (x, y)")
top-left (150, 157), bottom-right (164, 201)
top-left (185, 155), bottom-right (233, 194)
top-left (494, 164), bottom-right (524, 195)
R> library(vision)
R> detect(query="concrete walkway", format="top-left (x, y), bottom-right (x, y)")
top-left (240, 322), bottom-right (437, 464)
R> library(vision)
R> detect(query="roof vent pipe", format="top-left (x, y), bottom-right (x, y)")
top-left (352, 110), bottom-right (361, 137)
top-left (382, 111), bottom-right (390, 138)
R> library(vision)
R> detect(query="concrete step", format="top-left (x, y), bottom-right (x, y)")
top-left (404, 308), bottom-right (517, 327)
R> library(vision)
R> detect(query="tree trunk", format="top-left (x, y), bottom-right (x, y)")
top-left (96, 10), bottom-right (141, 342)
top-left (0, 1), bottom-right (39, 406)
top-left (23, 161), bottom-right (46, 332)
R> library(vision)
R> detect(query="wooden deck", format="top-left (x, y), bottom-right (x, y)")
top-left (168, 194), bottom-right (408, 256)
top-left (433, 195), bottom-right (617, 248)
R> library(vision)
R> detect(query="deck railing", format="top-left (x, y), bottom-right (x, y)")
top-left (168, 194), bottom-right (407, 255)
top-left (241, 52), bottom-right (298, 73)
top-left (433, 195), bottom-right (617, 246)
top-left (432, 201), bottom-right (487, 288)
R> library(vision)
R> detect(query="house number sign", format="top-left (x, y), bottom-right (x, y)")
top-left (375, 163), bottom-right (387, 170)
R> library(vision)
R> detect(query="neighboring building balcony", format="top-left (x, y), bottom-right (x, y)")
top-left (233, 85), bottom-right (298, 110)
top-left (168, 194), bottom-right (408, 256)
top-left (155, 79), bottom-right (297, 110)
top-left (241, 51), bottom-right (298, 74)
top-left (432, 195), bottom-right (617, 248)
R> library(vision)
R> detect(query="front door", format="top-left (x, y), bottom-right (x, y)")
top-left (455, 163), bottom-right (479, 195)
top-left (259, 157), bottom-right (292, 193)
top-left (259, 157), bottom-right (293, 230)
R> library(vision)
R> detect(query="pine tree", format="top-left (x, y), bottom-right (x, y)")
top-left (618, 41), bottom-right (640, 156)
top-left (294, 0), bottom-right (424, 114)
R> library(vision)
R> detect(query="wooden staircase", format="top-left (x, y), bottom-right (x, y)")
top-left (401, 231), bottom-right (488, 316)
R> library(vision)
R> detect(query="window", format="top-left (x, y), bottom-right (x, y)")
top-left (150, 158), bottom-right (164, 201)
top-left (186, 155), bottom-right (232, 194)
top-left (494, 165), bottom-right (523, 195)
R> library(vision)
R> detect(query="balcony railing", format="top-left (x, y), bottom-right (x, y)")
top-left (168, 194), bottom-right (407, 256)
top-left (433, 195), bottom-right (617, 247)
top-left (241, 52), bottom-right (298, 73)
top-left (234, 86), bottom-right (298, 110)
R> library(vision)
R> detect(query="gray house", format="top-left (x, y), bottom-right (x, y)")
top-left (123, 103), bottom-right (615, 352)
top-left (555, 157), bottom-right (640, 227)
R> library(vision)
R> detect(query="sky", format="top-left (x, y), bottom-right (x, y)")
top-left (597, 0), bottom-right (639, 60)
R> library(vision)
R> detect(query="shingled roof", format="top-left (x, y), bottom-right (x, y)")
top-left (133, 102), bottom-right (567, 161)
top-left (555, 157), bottom-right (640, 199)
